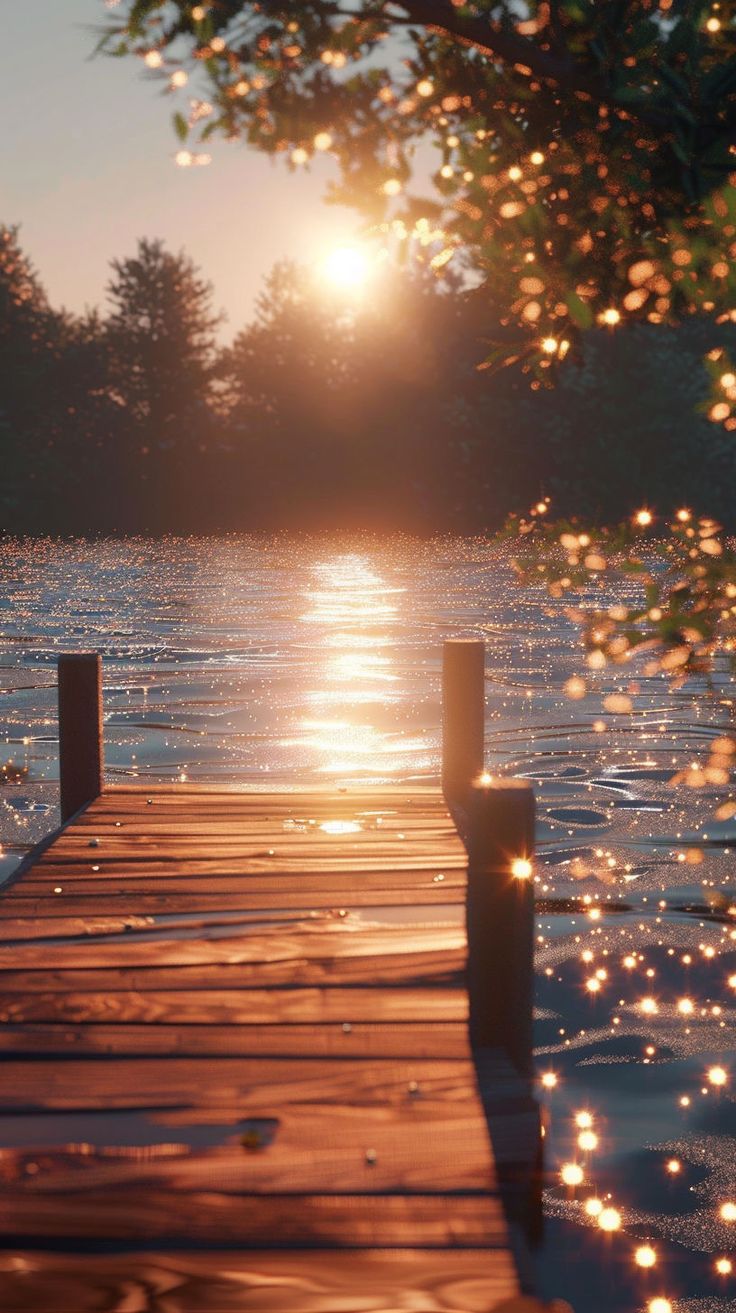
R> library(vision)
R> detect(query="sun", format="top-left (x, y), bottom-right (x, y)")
top-left (321, 245), bottom-right (372, 290)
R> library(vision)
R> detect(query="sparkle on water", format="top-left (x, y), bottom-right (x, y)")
top-left (0, 534), bottom-right (734, 1312)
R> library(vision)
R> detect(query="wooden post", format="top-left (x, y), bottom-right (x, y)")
top-left (465, 777), bottom-right (535, 1077)
top-left (58, 654), bottom-right (103, 823)
top-left (442, 638), bottom-right (485, 808)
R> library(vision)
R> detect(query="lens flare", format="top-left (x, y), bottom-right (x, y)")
top-left (322, 245), bottom-right (372, 290)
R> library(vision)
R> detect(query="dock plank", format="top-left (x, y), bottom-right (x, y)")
top-left (0, 786), bottom-right (531, 1311)
top-left (0, 1249), bottom-right (519, 1313)
top-left (0, 985), bottom-right (466, 1025)
top-left (0, 1055), bottom-right (481, 1110)
top-left (0, 1192), bottom-right (508, 1247)
top-left (0, 1021), bottom-right (470, 1058)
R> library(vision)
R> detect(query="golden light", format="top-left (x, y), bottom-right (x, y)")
top-left (585, 1197), bottom-right (603, 1217)
top-left (565, 675), bottom-right (587, 700)
top-left (586, 977), bottom-right (601, 993)
top-left (648, 1301), bottom-right (672, 1313)
top-left (540, 1071), bottom-right (558, 1089)
top-left (720, 1201), bottom-right (736, 1221)
top-left (598, 1206), bottom-right (622, 1232)
top-left (601, 307), bottom-right (621, 326)
top-left (291, 146), bottom-right (309, 165)
top-left (416, 78), bottom-right (435, 97)
top-left (319, 820), bottom-right (362, 836)
top-left (715, 1257), bottom-right (733, 1275)
top-left (381, 178), bottom-right (402, 196)
top-left (508, 165), bottom-right (522, 181)
top-left (634, 1245), bottom-right (657, 1268)
top-left (170, 69), bottom-right (188, 88)
top-left (144, 49), bottom-right (163, 68)
top-left (707, 15), bottom-right (722, 31)
top-left (541, 337), bottom-right (559, 354)
top-left (639, 996), bottom-right (658, 1015)
top-left (560, 1162), bottom-right (584, 1186)
top-left (511, 857), bottom-right (533, 879)
top-left (677, 997), bottom-right (694, 1015)
top-left (322, 245), bottom-right (372, 290)
top-left (635, 508), bottom-right (653, 527)
top-left (707, 1065), bottom-right (728, 1086)
top-left (530, 150), bottom-right (545, 165)
top-left (313, 131), bottom-right (333, 151)
top-left (575, 1111), bottom-right (594, 1129)
top-left (578, 1130), bottom-right (598, 1152)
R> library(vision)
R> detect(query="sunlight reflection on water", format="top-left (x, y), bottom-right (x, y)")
top-left (0, 535), bottom-right (734, 1311)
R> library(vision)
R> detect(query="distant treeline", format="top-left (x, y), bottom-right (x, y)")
top-left (2, 224), bottom-right (735, 535)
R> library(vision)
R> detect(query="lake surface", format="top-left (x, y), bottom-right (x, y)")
top-left (1, 535), bottom-right (734, 1312)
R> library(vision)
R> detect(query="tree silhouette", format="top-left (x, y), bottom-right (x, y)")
top-left (101, 238), bottom-right (222, 527)
top-left (106, 237), bottom-right (221, 449)
top-left (2, 232), bottom-right (734, 533)
top-left (0, 226), bottom-right (73, 523)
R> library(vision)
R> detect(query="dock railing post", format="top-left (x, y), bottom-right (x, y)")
top-left (58, 653), bottom-right (103, 823)
top-left (465, 777), bottom-right (535, 1078)
top-left (442, 638), bottom-right (485, 810)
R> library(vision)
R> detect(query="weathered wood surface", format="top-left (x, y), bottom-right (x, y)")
top-left (0, 785), bottom-right (533, 1311)
top-left (0, 1250), bottom-right (520, 1312)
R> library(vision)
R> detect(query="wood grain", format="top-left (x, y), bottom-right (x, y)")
top-left (0, 985), bottom-right (466, 1025)
top-left (0, 1249), bottom-right (518, 1313)
top-left (0, 785), bottom-right (530, 1311)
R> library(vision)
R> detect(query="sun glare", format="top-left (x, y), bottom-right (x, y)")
top-left (322, 245), bottom-right (372, 290)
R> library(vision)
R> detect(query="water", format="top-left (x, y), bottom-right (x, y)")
top-left (0, 535), bottom-right (734, 1312)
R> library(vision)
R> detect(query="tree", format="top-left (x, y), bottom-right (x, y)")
top-left (103, 3), bottom-right (736, 413)
top-left (223, 260), bottom-right (355, 427)
top-left (106, 237), bottom-right (221, 449)
top-left (219, 256), bottom-right (542, 526)
top-left (220, 258), bottom-right (451, 525)
top-left (0, 225), bottom-right (76, 524)
top-left (103, 237), bottom-right (223, 527)
top-left (0, 227), bottom-right (136, 531)
top-left (529, 319), bottom-right (736, 522)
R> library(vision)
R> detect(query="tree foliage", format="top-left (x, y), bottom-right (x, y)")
top-left (102, 2), bottom-right (736, 411)
top-left (0, 226), bottom-right (124, 525)
top-left (506, 504), bottom-right (736, 730)
top-left (106, 237), bottom-right (221, 441)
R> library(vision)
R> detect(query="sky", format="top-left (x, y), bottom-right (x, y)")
top-left (1, 1), bottom-right (361, 339)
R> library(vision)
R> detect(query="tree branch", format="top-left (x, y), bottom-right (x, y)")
top-left (389, 0), bottom-right (673, 126)
top-left (391, 0), bottom-right (587, 84)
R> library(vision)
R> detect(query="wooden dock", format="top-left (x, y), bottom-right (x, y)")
top-left (0, 647), bottom-right (544, 1312)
